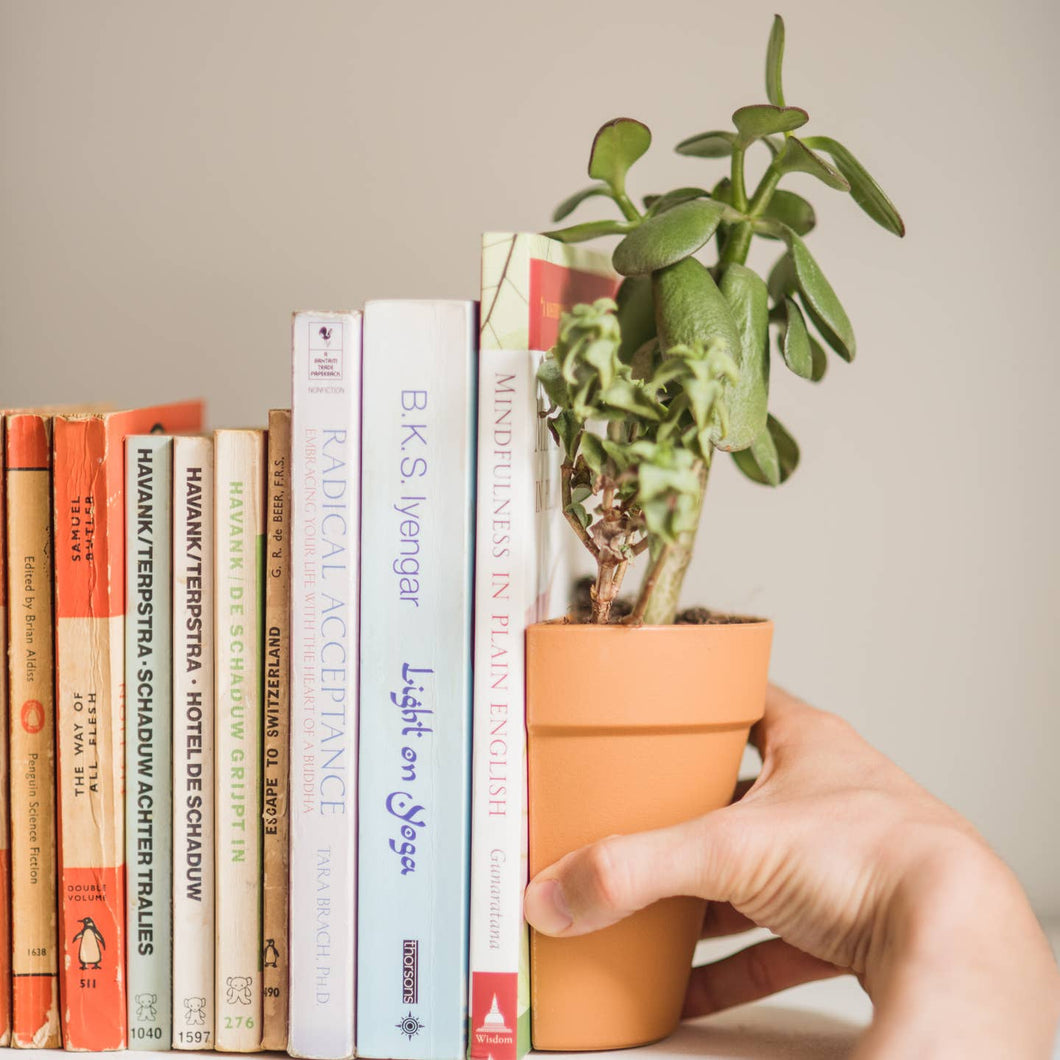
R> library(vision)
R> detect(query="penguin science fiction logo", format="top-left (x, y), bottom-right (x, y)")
top-left (72, 917), bottom-right (106, 970)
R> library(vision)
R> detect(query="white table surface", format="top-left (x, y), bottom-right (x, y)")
top-left (13, 919), bottom-right (1059, 1059)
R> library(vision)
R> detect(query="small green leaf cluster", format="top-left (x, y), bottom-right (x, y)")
top-left (540, 14), bottom-right (905, 624)
top-left (540, 299), bottom-right (737, 552)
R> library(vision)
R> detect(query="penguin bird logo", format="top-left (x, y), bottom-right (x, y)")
top-left (72, 916), bottom-right (106, 970)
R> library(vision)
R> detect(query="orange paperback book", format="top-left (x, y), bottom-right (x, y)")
top-left (5, 413), bottom-right (62, 1047)
top-left (0, 416), bottom-right (11, 1048)
top-left (52, 401), bottom-right (203, 1050)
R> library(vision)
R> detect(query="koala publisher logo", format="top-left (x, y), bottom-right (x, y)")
top-left (401, 939), bottom-right (418, 1005)
top-left (308, 320), bottom-right (343, 381)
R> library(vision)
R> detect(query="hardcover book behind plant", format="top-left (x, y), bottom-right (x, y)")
top-left (124, 435), bottom-right (174, 1050)
top-left (213, 427), bottom-right (266, 1053)
top-left (467, 235), bottom-right (616, 1060)
top-left (5, 413), bottom-right (61, 1047)
top-left (53, 400), bottom-right (203, 1051)
top-left (289, 312), bottom-right (361, 1060)
top-left (172, 434), bottom-right (216, 1051)
top-left (357, 300), bottom-right (476, 1060)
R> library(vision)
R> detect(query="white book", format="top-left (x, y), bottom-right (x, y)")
top-left (356, 300), bottom-right (476, 1060)
top-left (213, 428), bottom-right (265, 1053)
top-left (125, 434), bottom-right (174, 1050)
top-left (468, 234), bottom-right (616, 1059)
top-left (172, 435), bottom-right (216, 1051)
top-left (288, 311), bottom-right (361, 1060)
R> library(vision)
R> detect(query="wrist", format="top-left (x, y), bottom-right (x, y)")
top-left (860, 832), bottom-right (1059, 1058)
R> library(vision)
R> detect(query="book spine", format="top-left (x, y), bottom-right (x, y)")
top-left (0, 417), bottom-right (10, 1048)
top-left (261, 409), bottom-right (291, 1051)
top-left (213, 429), bottom-right (265, 1053)
top-left (53, 415), bottom-right (128, 1051)
top-left (356, 300), bottom-right (476, 1060)
top-left (467, 352), bottom-right (540, 1060)
top-left (171, 436), bottom-right (216, 1051)
top-left (288, 312), bottom-right (360, 1060)
top-left (5, 414), bottom-right (61, 1047)
top-left (124, 436), bottom-right (173, 1050)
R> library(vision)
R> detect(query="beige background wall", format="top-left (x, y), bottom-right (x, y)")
top-left (3, 0), bottom-right (1057, 913)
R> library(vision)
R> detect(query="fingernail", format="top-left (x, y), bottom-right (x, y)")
top-left (524, 878), bottom-right (573, 935)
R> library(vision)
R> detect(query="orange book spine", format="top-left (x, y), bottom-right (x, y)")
top-left (0, 417), bottom-right (12, 1048)
top-left (53, 402), bottom-right (203, 1051)
top-left (5, 414), bottom-right (62, 1047)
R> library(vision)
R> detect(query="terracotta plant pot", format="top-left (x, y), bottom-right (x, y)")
top-left (526, 619), bottom-right (773, 1051)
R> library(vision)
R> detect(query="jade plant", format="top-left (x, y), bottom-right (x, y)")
top-left (538, 14), bottom-right (904, 625)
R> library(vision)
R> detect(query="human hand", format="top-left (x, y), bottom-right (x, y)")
top-left (524, 685), bottom-right (1060, 1058)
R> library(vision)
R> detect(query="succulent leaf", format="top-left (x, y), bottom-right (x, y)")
top-left (731, 414), bottom-right (800, 485)
top-left (758, 189), bottom-right (816, 237)
top-left (716, 263), bottom-right (770, 451)
top-left (612, 199), bottom-right (727, 276)
top-left (675, 130), bottom-right (736, 158)
top-left (802, 135), bottom-right (906, 236)
top-left (732, 104), bottom-right (808, 145)
top-left (588, 118), bottom-right (652, 194)
top-left (780, 297), bottom-right (814, 379)
top-left (766, 15), bottom-right (786, 106)
top-left (776, 137), bottom-right (850, 191)
top-left (543, 219), bottom-right (634, 243)
top-left (615, 275), bottom-right (657, 364)
top-left (645, 187), bottom-right (713, 216)
top-left (552, 184), bottom-right (612, 222)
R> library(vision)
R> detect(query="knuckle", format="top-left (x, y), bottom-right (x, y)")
top-left (584, 837), bottom-right (632, 915)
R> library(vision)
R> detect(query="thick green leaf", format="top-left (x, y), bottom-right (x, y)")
top-left (543, 219), bottom-right (633, 244)
top-left (675, 130), bottom-right (736, 158)
top-left (809, 335), bottom-right (828, 381)
top-left (766, 15), bottom-right (786, 107)
top-left (749, 423), bottom-right (781, 485)
top-left (776, 137), bottom-right (849, 191)
top-left (711, 177), bottom-right (734, 203)
top-left (759, 189), bottom-right (816, 237)
top-left (780, 298), bottom-right (813, 379)
top-left (615, 275), bottom-right (656, 365)
top-left (552, 184), bottom-right (611, 222)
top-left (732, 104), bottom-right (808, 145)
top-left (645, 187), bottom-right (712, 216)
top-left (653, 257), bottom-right (742, 363)
top-left (717, 264), bottom-right (770, 451)
top-left (612, 200), bottom-right (726, 276)
top-left (767, 253), bottom-right (797, 303)
top-left (781, 227), bottom-right (856, 360)
top-left (731, 414), bottom-right (800, 485)
top-left (803, 135), bottom-right (906, 237)
top-left (588, 118), bottom-right (652, 194)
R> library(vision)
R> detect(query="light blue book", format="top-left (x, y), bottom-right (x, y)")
top-left (124, 434), bottom-right (173, 1049)
top-left (357, 300), bottom-right (477, 1060)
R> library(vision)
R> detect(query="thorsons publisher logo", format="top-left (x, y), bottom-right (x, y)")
top-left (401, 939), bottom-right (418, 1005)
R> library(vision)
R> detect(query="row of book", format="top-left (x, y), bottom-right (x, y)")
top-left (0, 233), bottom-right (618, 1057)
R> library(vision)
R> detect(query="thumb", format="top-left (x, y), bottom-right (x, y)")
top-left (524, 807), bottom-right (755, 938)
